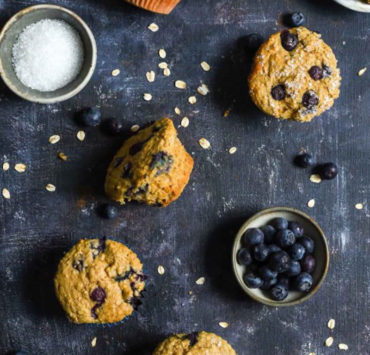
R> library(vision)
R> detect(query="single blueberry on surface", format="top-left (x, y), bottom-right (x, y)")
top-left (242, 228), bottom-right (264, 246)
top-left (294, 153), bottom-right (314, 168)
top-left (300, 236), bottom-right (315, 254)
top-left (302, 90), bottom-right (319, 109)
top-left (280, 30), bottom-right (298, 51)
top-left (237, 248), bottom-right (253, 266)
top-left (288, 243), bottom-right (306, 260)
top-left (245, 33), bottom-right (264, 51)
top-left (261, 225), bottom-right (276, 244)
top-left (270, 283), bottom-right (288, 301)
top-left (268, 251), bottom-right (290, 273)
top-left (258, 265), bottom-right (278, 280)
top-left (318, 162), bottom-right (338, 180)
top-left (99, 203), bottom-right (118, 219)
top-left (243, 272), bottom-right (263, 288)
top-left (270, 217), bottom-right (288, 230)
top-left (308, 66), bottom-right (324, 80)
top-left (294, 272), bottom-right (313, 292)
top-left (288, 221), bottom-right (304, 237)
top-left (90, 286), bottom-right (106, 304)
top-left (301, 254), bottom-right (316, 273)
top-left (260, 277), bottom-right (278, 291)
top-left (275, 229), bottom-right (296, 248)
top-left (287, 12), bottom-right (305, 27)
top-left (285, 260), bottom-right (302, 277)
top-left (267, 244), bottom-right (281, 254)
top-left (252, 244), bottom-right (270, 262)
top-left (271, 85), bottom-right (286, 101)
top-left (78, 107), bottom-right (102, 127)
top-left (102, 118), bottom-right (124, 135)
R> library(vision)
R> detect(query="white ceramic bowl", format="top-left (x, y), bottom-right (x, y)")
top-left (333, 0), bottom-right (370, 12)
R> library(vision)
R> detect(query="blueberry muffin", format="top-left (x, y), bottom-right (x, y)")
top-left (105, 118), bottom-right (193, 207)
top-left (153, 331), bottom-right (237, 355)
top-left (249, 27), bottom-right (341, 122)
top-left (54, 238), bottom-right (145, 324)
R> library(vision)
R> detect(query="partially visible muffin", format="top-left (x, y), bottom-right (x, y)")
top-left (249, 27), bottom-right (341, 122)
top-left (105, 118), bottom-right (193, 207)
top-left (153, 331), bottom-right (237, 355)
top-left (125, 0), bottom-right (181, 14)
top-left (54, 238), bottom-right (145, 324)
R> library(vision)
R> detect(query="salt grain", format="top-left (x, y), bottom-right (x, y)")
top-left (12, 19), bottom-right (84, 92)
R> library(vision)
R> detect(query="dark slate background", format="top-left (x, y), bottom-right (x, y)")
top-left (0, 0), bottom-right (369, 354)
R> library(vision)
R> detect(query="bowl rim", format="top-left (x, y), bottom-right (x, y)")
top-left (232, 206), bottom-right (330, 307)
top-left (333, 0), bottom-right (370, 12)
top-left (0, 4), bottom-right (97, 104)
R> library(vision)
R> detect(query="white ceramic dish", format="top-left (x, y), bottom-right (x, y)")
top-left (333, 0), bottom-right (370, 12)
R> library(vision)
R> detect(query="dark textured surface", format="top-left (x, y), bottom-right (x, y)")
top-left (0, 0), bottom-right (369, 354)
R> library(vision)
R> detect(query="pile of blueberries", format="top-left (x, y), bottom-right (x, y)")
top-left (237, 217), bottom-right (316, 301)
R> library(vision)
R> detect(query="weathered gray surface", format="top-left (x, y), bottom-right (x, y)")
top-left (0, 0), bottom-right (369, 354)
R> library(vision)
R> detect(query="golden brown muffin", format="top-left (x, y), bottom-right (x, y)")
top-left (249, 27), bottom-right (341, 122)
top-left (125, 0), bottom-right (181, 14)
top-left (153, 331), bottom-right (237, 355)
top-left (54, 238), bottom-right (145, 324)
top-left (105, 118), bottom-right (193, 207)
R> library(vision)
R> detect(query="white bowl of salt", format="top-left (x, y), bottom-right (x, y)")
top-left (0, 4), bottom-right (97, 104)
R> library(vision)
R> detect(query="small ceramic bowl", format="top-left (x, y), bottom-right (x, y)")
top-left (333, 0), bottom-right (370, 12)
top-left (232, 207), bottom-right (329, 307)
top-left (0, 4), bottom-right (97, 104)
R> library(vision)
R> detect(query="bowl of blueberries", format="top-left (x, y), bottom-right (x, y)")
top-left (232, 207), bottom-right (329, 306)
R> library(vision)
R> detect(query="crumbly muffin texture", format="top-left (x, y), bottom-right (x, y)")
top-left (54, 238), bottom-right (145, 324)
top-left (249, 27), bottom-right (341, 122)
top-left (153, 331), bottom-right (237, 355)
top-left (105, 118), bottom-right (193, 207)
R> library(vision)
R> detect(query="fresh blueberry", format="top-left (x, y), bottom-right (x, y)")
top-left (280, 30), bottom-right (298, 51)
top-left (243, 272), bottom-right (263, 289)
top-left (245, 33), bottom-right (264, 51)
top-left (102, 118), bottom-right (124, 135)
top-left (275, 229), bottom-right (296, 248)
top-left (288, 243), bottom-right (306, 260)
top-left (252, 244), bottom-right (270, 262)
top-left (285, 260), bottom-right (301, 277)
top-left (78, 107), bottom-right (102, 127)
top-left (267, 244), bottom-right (281, 254)
top-left (300, 236), bottom-right (315, 254)
top-left (270, 283), bottom-right (288, 301)
top-left (237, 248), bottom-right (253, 266)
top-left (288, 221), bottom-right (304, 237)
top-left (287, 12), bottom-right (305, 27)
top-left (99, 203), bottom-right (118, 219)
top-left (302, 90), bottom-right (319, 109)
top-left (301, 254), bottom-right (316, 273)
top-left (294, 153), bottom-right (314, 168)
top-left (270, 217), bottom-right (288, 230)
top-left (308, 66), bottom-right (324, 80)
top-left (318, 162), bottom-right (338, 180)
top-left (294, 272), bottom-right (313, 292)
top-left (242, 228), bottom-right (264, 246)
top-left (271, 85), bottom-right (286, 101)
top-left (260, 277), bottom-right (278, 290)
top-left (258, 265), bottom-right (278, 280)
top-left (261, 225), bottom-right (276, 244)
top-left (268, 251), bottom-right (290, 273)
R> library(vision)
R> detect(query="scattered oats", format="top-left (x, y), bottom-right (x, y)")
top-left (163, 67), bottom-right (171, 77)
top-left (2, 188), bottom-right (10, 199)
top-left (111, 69), bottom-right (120, 77)
top-left (219, 322), bottom-right (229, 328)
top-left (58, 152), bottom-right (68, 161)
top-left (355, 203), bottom-right (363, 210)
top-left (358, 67), bottom-right (367, 76)
top-left (307, 199), bottom-right (315, 208)
top-left (158, 62), bottom-right (168, 69)
top-left (328, 318), bottom-right (336, 329)
top-left (181, 117), bottom-right (189, 128)
top-left (175, 80), bottom-right (187, 89)
top-left (338, 344), bottom-right (348, 351)
top-left (188, 96), bottom-right (197, 104)
top-left (143, 93), bottom-right (152, 101)
top-left (45, 183), bottom-right (56, 192)
top-left (91, 337), bottom-right (97, 347)
top-left (77, 130), bottom-right (86, 142)
top-left (148, 23), bottom-right (159, 32)
top-left (325, 336), bottom-right (334, 347)
top-left (14, 163), bottom-right (26, 173)
top-left (201, 61), bottom-right (211, 71)
top-left (308, 353), bottom-right (316, 355)
top-left (2, 162), bottom-right (9, 171)
top-left (199, 138), bottom-right (211, 149)
top-left (229, 147), bottom-right (237, 154)
top-left (310, 174), bottom-right (322, 183)
top-left (146, 70), bottom-right (155, 82)
top-left (49, 135), bottom-right (60, 144)
top-left (157, 265), bottom-right (165, 275)
top-left (158, 48), bottom-right (166, 58)
top-left (131, 124), bottom-right (140, 132)
top-left (174, 107), bottom-right (181, 115)
top-left (196, 277), bottom-right (205, 285)
top-left (197, 84), bottom-right (209, 96)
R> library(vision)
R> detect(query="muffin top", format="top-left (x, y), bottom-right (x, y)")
top-left (249, 27), bottom-right (341, 122)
